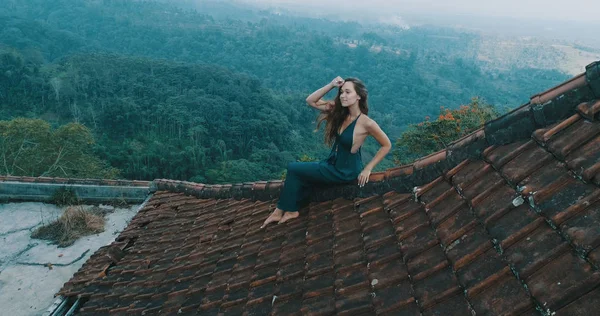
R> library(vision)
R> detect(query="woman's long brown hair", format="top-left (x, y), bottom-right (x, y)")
top-left (316, 78), bottom-right (369, 146)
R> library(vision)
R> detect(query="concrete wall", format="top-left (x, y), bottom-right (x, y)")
top-left (0, 181), bottom-right (151, 204)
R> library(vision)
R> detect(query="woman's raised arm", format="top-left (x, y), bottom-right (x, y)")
top-left (306, 76), bottom-right (344, 111)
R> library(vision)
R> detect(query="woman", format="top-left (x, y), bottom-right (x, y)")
top-left (261, 76), bottom-right (392, 228)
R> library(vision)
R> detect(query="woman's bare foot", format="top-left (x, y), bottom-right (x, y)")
top-left (278, 211), bottom-right (299, 224)
top-left (260, 208), bottom-right (283, 229)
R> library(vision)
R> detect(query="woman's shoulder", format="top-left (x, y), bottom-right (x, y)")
top-left (358, 113), bottom-right (374, 124)
top-left (358, 114), bottom-right (381, 130)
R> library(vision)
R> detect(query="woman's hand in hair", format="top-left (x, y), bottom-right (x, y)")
top-left (307, 78), bottom-right (342, 110)
top-left (330, 76), bottom-right (344, 88)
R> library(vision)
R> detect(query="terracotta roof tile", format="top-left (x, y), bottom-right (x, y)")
top-left (372, 279), bottom-right (419, 315)
top-left (483, 139), bottom-right (530, 168)
top-left (527, 252), bottom-right (600, 311)
top-left (547, 117), bottom-right (600, 159)
top-left (456, 248), bottom-right (504, 290)
top-left (54, 62), bottom-right (600, 314)
top-left (468, 268), bottom-right (533, 315)
top-left (500, 142), bottom-right (555, 184)
top-left (533, 113), bottom-right (581, 144)
top-left (413, 150), bottom-right (447, 170)
top-left (577, 100), bottom-right (600, 121)
top-left (555, 286), bottom-right (600, 315)
top-left (560, 198), bottom-right (600, 252)
top-left (565, 136), bottom-right (600, 182)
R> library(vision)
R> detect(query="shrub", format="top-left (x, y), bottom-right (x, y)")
top-left (51, 187), bottom-right (79, 206)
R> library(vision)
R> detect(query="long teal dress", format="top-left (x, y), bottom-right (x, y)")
top-left (277, 114), bottom-right (363, 212)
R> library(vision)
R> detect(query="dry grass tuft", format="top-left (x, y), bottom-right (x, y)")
top-left (32, 206), bottom-right (105, 247)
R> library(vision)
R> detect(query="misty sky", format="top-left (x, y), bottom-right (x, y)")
top-left (240, 0), bottom-right (599, 23)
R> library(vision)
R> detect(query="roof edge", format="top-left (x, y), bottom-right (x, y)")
top-left (486, 60), bottom-right (599, 145)
top-left (0, 175), bottom-right (151, 187)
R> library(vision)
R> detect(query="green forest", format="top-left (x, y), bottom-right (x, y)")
top-left (0, 0), bottom-right (569, 183)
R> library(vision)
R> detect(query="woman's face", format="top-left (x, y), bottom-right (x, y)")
top-left (339, 82), bottom-right (360, 107)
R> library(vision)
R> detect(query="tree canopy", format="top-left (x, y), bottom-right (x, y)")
top-left (0, 0), bottom-right (570, 183)
top-left (394, 97), bottom-right (499, 164)
top-left (0, 117), bottom-right (118, 178)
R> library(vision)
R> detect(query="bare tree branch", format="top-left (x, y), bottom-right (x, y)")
top-left (42, 146), bottom-right (65, 176)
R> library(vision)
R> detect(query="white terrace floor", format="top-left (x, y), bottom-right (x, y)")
top-left (0, 202), bottom-right (139, 316)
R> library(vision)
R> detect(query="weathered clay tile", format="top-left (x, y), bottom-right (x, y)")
top-left (414, 150), bottom-right (447, 170)
top-left (373, 280), bottom-right (420, 315)
top-left (534, 177), bottom-right (597, 220)
top-left (455, 248), bottom-right (505, 290)
top-left (448, 159), bottom-right (489, 188)
top-left (248, 280), bottom-right (276, 304)
top-left (486, 204), bottom-right (540, 248)
top-left (483, 140), bottom-right (529, 168)
top-left (417, 177), bottom-right (452, 202)
top-left (500, 144), bottom-right (555, 184)
top-left (421, 291), bottom-right (471, 316)
top-left (533, 114), bottom-right (581, 144)
top-left (335, 289), bottom-right (374, 315)
top-left (564, 134), bottom-right (600, 181)
top-left (335, 265), bottom-right (369, 295)
top-left (303, 272), bottom-right (334, 299)
top-left (518, 160), bottom-right (569, 195)
top-left (394, 210), bottom-right (430, 241)
top-left (406, 244), bottom-right (448, 278)
top-left (435, 205), bottom-right (477, 245)
top-left (424, 192), bottom-right (467, 227)
top-left (468, 270), bottom-right (533, 315)
top-left (470, 183), bottom-right (517, 224)
top-left (276, 276), bottom-right (304, 301)
top-left (444, 226), bottom-right (493, 270)
top-left (527, 251), bottom-right (600, 311)
top-left (560, 200), bottom-right (600, 253)
top-left (546, 117), bottom-right (600, 159)
top-left (333, 233), bottom-right (362, 256)
top-left (245, 296), bottom-right (273, 316)
top-left (554, 286), bottom-right (600, 315)
top-left (365, 242), bottom-right (402, 267)
top-left (553, 189), bottom-right (600, 225)
top-left (400, 226), bottom-right (440, 261)
top-left (363, 228), bottom-right (396, 251)
top-left (368, 258), bottom-right (408, 290)
top-left (413, 267), bottom-right (460, 308)
top-left (272, 294), bottom-right (303, 316)
top-left (504, 225), bottom-right (569, 279)
top-left (333, 248), bottom-right (364, 270)
top-left (577, 100), bottom-right (600, 120)
top-left (461, 168), bottom-right (505, 202)
top-left (385, 164), bottom-right (414, 178)
top-left (300, 295), bottom-right (335, 316)
top-left (388, 199), bottom-right (422, 224)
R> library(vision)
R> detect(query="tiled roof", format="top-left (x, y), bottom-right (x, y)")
top-left (56, 61), bottom-right (600, 315)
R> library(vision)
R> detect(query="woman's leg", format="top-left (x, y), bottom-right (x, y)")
top-left (261, 162), bottom-right (326, 227)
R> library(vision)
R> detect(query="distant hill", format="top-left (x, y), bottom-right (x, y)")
top-left (0, 0), bottom-right (571, 183)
